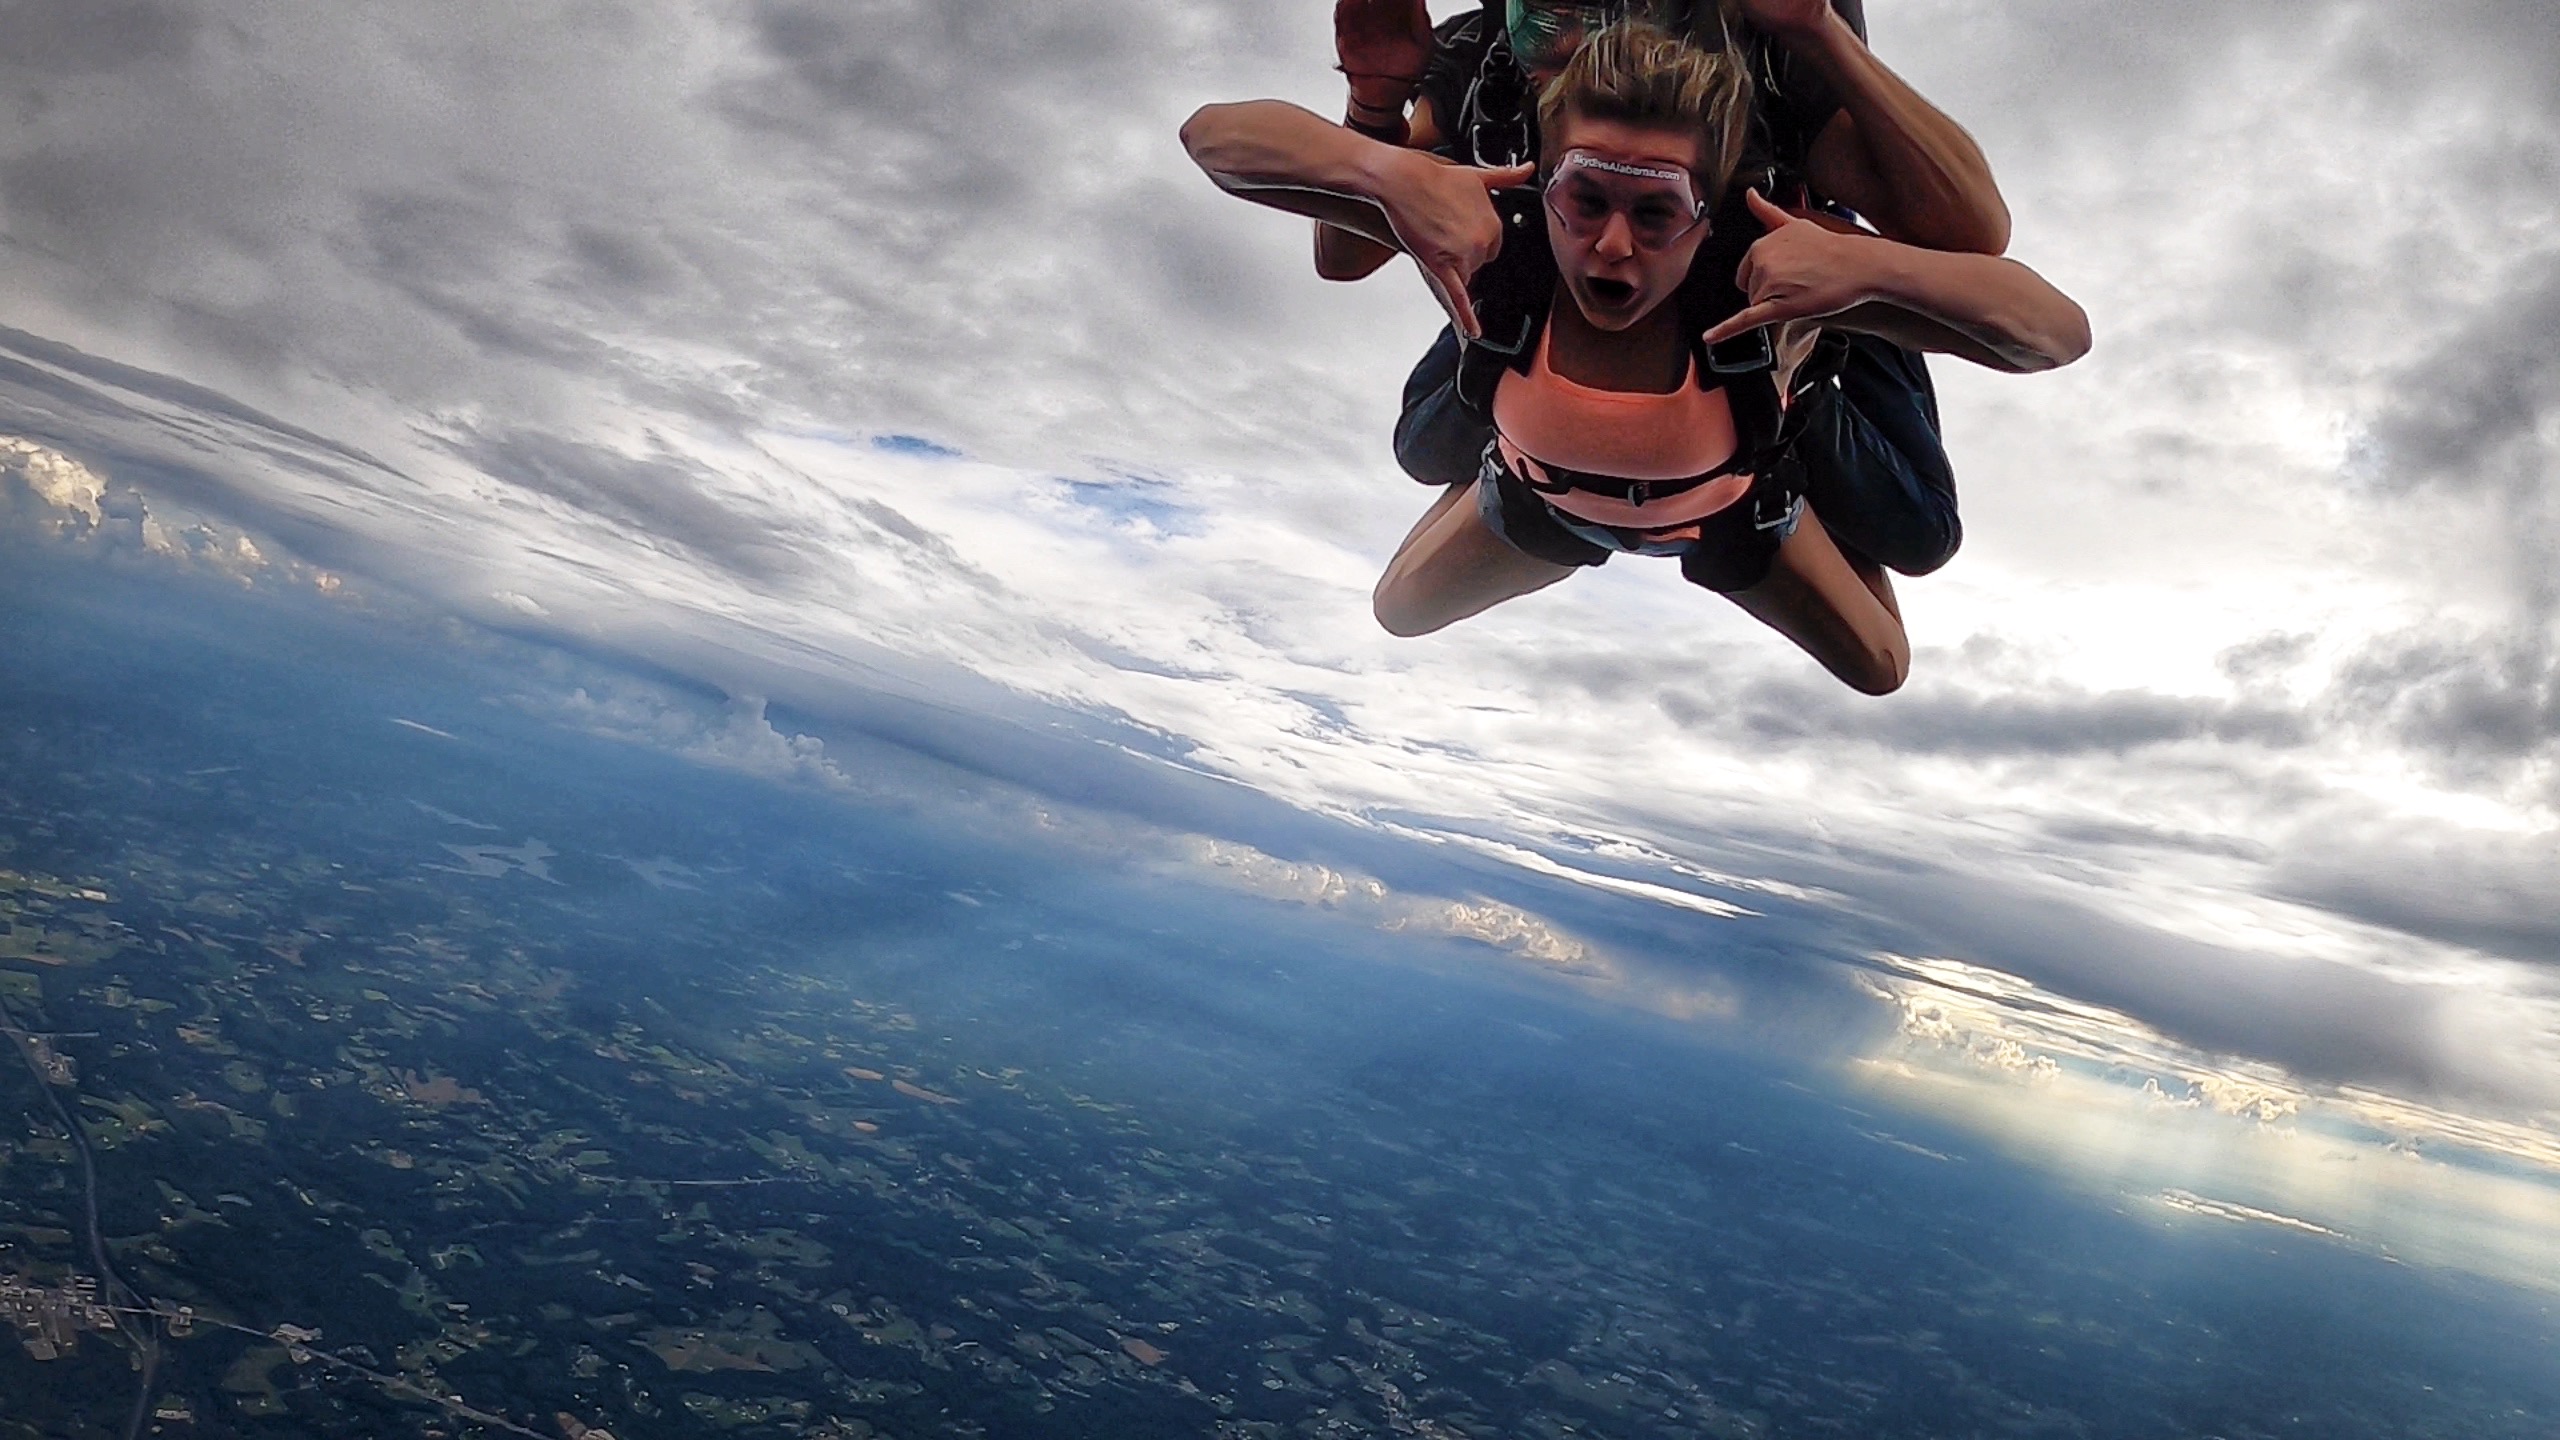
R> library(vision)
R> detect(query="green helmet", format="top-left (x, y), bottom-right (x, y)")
top-left (1505, 1), bottom-right (1727, 71)
top-left (1504, 0), bottom-right (1622, 73)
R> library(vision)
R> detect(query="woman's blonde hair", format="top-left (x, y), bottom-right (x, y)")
top-left (1535, 15), bottom-right (1755, 199)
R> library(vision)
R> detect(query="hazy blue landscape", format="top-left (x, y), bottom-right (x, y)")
top-left (6, 526), bottom-right (2556, 1438)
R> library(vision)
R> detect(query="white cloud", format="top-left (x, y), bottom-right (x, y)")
top-left (2, 435), bottom-right (106, 526)
top-left (543, 684), bottom-right (859, 794)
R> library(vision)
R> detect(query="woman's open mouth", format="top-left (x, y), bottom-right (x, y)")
top-left (1585, 276), bottom-right (1636, 307)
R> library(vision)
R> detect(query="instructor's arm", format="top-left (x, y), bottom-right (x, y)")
top-left (1320, 0), bottom-right (1440, 280)
top-left (1751, 0), bottom-right (2013, 255)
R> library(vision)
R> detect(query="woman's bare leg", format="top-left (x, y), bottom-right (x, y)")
top-left (1391, 479), bottom-right (1473, 554)
top-left (1722, 508), bottom-right (1911, 695)
top-left (1373, 479), bottom-right (1578, 636)
top-left (1851, 547), bottom-right (1901, 622)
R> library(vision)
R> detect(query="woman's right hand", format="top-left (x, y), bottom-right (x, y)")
top-left (1371, 151), bottom-right (1538, 339)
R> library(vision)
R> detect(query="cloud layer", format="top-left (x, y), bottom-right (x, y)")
top-left (3, 1), bottom-right (2557, 1139)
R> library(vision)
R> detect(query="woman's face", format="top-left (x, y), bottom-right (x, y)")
top-left (1543, 114), bottom-right (1711, 333)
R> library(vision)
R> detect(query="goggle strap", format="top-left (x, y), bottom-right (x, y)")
top-left (1553, 150), bottom-right (1703, 216)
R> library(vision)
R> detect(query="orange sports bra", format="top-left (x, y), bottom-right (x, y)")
top-left (1491, 326), bottom-right (1753, 530)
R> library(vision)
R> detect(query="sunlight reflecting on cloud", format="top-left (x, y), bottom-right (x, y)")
top-left (3, 433), bottom-right (330, 589)
top-left (1166, 834), bottom-right (1761, 1026)
top-left (1853, 952), bottom-right (2560, 1293)
top-left (3, 435), bottom-right (105, 527)
top-left (2154, 1190), bottom-right (2345, 1240)
top-left (1173, 836), bottom-right (1610, 979)
top-left (1371, 826), bottom-right (1759, 920)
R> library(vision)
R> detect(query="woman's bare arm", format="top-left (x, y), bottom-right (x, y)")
top-left (1183, 99), bottom-right (1412, 241)
top-left (1180, 99), bottom-right (1531, 338)
top-left (1313, 95), bottom-right (1456, 281)
top-left (1703, 192), bottom-right (2089, 374)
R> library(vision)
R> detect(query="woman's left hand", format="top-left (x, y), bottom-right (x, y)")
top-left (1702, 189), bottom-right (1879, 345)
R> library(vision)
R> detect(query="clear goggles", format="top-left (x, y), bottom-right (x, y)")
top-left (1542, 149), bottom-right (1709, 251)
top-left (1505, 0), bottom-right (1619, 72)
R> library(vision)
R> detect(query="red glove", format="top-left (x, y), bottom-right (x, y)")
top-left (1335, 0), bottom-right (1434, 115)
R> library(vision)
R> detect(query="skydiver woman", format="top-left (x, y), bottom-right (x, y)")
top-left (1181, 18), bottom-right (2087, 694)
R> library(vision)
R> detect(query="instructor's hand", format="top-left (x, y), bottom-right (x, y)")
top-left (1334, 0), bottom-right (1435, 110)
top-left (1702, 189), bottom-right (1878, 345)
top-left (1736, 0), bottom-right (1843, 46)
top-left (1376, 153), bottom-right (1537, 340)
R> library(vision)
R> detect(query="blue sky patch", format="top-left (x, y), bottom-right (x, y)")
top-left (1061, 475), bottom-right (1198, 536)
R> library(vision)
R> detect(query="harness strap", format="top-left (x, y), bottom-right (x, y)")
top-left (1509, 439), bottom-right (1755, 504)
top-left (1464, 3), bottom-right (1533, 168)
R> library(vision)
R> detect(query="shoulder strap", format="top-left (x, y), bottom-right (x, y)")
top-left (1455, 187), bottom-right (1556, 420)
top-left (1461, 31), bottom-right (1534, 166)
top-left (1418, 10), bottom-right (1491, 155)
top-left (1674, 188), bottom-right (1814, 477)
top-left (1678, 185), bottom-right (1769, 380)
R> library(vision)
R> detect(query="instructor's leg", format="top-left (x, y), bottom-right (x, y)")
top-left (1394, 326), bottom-right (1498, 488)
top-left (1373, 479), bottom-right (1577, 637)
top-left (1792, 335), bottom-right (1962, 576)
